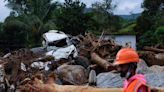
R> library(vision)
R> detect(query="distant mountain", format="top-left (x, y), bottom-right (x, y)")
top-left (84, 8), bottom-right (141, 20)
top-left (84, 8), bottom-right (93, 13)
top-left (118, 13), bottom-right (141, 20)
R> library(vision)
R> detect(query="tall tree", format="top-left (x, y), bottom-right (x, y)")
top-left (55, 0), bottom-right (89, 35)
top-left (6, 0), bottom-right (58, 22)
top-left (135, 0), bottom-right (164, 35)
top-left (135, 0), bottom-right (164, 48)
top-left (1, 0), bottom-right (58, 51)
top-left (90, 0), bottom-right (121, 33)
top-left (92, 0), bottom-right (114, 14)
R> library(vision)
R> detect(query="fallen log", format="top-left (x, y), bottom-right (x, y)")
top-left (19, 73), bottom-right (164, 92)
top-left (20, 82), bottom-right (164, 92)
top-left (55, 85), bottom-right (164, 92)
top-left (55, 85), bottom-right (123, 92)
top-left (139, 51), bottom-right (164, 66)
top-left (91, 52), bottom-right (114, 71)
top-left (19, 73), bottom-right (123, 92)
top-left (155, 44), bottom-right (164, 49)
top-left (143, 46), bottom-right (164, 53)
top-left (19, 73), bottom-right (161, 92)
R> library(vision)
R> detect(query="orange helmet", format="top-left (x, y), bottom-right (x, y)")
top-left (113, 48), bottom-right (139, 65)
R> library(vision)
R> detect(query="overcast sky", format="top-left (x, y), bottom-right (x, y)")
top-left (0, 0), bottom-right (144, 22)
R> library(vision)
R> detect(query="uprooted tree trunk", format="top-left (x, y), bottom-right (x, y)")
top-left (19, 74), bottom-right (123, 92)
top-left (19, 74), bottom-right (164, 92)
top-left (140, 46), bottom-right (164, 66)
top-left (143, 46), bottom-right (164, 53)
top-left (91, 53), bottom-right (114, 71)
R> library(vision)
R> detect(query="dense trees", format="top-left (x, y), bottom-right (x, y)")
top-left (0, 0), bottom-right (163, 53)
top-left (0, 0), bottom-right (122, 52)
top-left (54, 0), bottom-right (89, 35)
top-left (135, 0), bottom-right (164, 49)
top-left (87, 0), bottom-right (121, 34)
top-left (0, 0), bottom-right (58, 52)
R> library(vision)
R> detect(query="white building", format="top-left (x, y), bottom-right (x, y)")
top-left (159, 3), bottom-right (164, 11)
top-left (102, 34), bottom-right (137, 50)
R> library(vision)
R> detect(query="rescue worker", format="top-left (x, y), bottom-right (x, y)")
top-left (113, 48), bottom-right (150, 92)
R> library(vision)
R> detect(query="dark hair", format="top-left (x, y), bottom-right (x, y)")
top-left (128, 62), bottom-right (137, 71)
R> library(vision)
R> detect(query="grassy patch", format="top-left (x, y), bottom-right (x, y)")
top-left (118, 23), bottom-right (136, 34)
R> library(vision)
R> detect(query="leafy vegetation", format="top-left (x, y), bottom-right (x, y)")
top-left (0, 0), bottom-right (122, 52)
top-left (0, 0), bottom-right (58, 53)
top-left (118, 23), bottom-right (136, 34)
top-left (54, 0), bottom-right (89, 35)
top-left (135, 0), bottom-right (164, 49)
top-left (0, 0), bottom-right (163, 53)
top-left (155, 26), bottom-right (164, 44)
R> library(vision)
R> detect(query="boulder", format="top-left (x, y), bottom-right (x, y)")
top-left (96, 72), bottom-right (124, 88)
top-left (57, 65), bottom-right (88, 85)
top-left (136, 59), bottom-right (154, 74)
top-left (145, 73), bottom-right (164, 87)
top-left (149, 65), bottom-right (164, 73)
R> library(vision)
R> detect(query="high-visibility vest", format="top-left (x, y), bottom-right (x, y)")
top-left (124, 79), bottom-right (150, 92)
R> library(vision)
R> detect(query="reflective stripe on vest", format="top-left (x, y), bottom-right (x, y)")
top-left (133, 80), bottom-right (142, 92)
top-left (124, 79), bottom-right (150, 92)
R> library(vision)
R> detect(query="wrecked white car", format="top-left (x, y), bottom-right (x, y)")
top-left (43, 30), bottom-right (78, 61)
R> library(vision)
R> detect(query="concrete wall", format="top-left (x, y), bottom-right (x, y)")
top-left (102, 35), bottom-right (136, 50)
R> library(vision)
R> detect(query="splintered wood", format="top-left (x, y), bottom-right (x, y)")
top-left (78, 33), bottom-right (121, 70)
top-left (0, 49), bottom-right (54, 92)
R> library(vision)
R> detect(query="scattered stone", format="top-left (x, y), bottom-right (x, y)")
top-left (57, 64), bottom-right (88, 85)
top-left (96, 72), bottom-right (124, 88)
top-left (145, 73), bottom-right (164, 87)
top-left (136, 59), bottom-right (154, 74)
